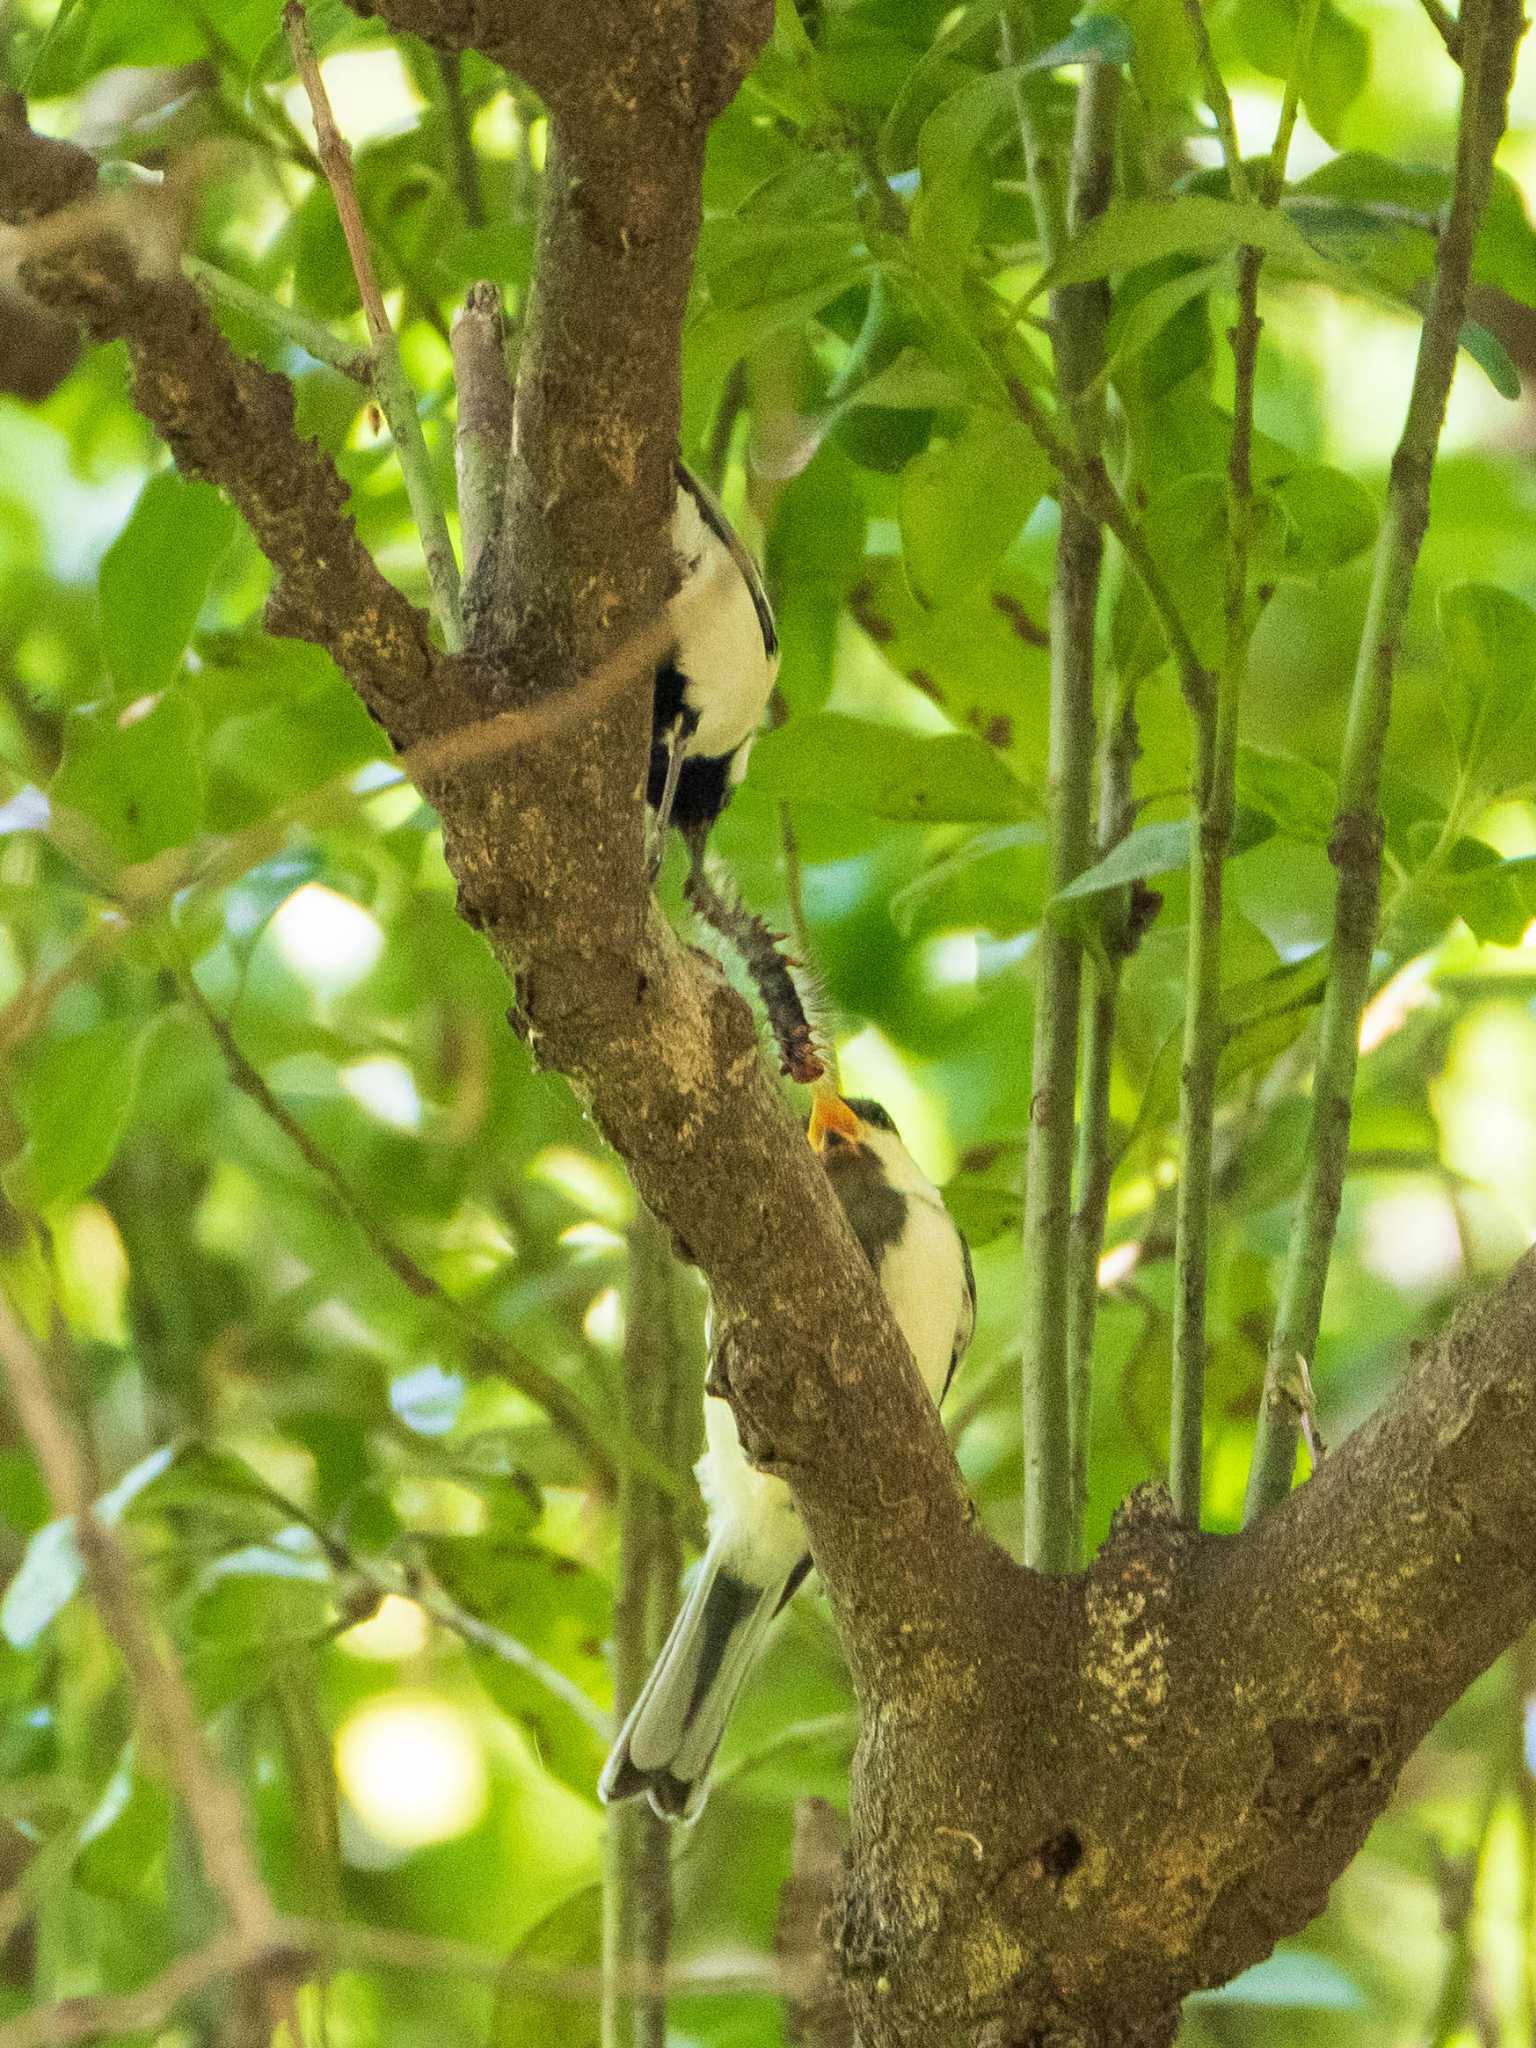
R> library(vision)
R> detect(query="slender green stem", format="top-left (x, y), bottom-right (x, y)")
top-left (435, 49), bottom-right (485, 227)
top-left (1261, 0), bottom-right (1326, 205)
top-left (284, 1), bottom-right (464, 651)
top-left (1418, 0), bottom-right (1465, 62)
top-left (1001, 3), bottom-right (1068, 263)
top-left (1169, 705), bottom-right (1223, 1519)
top-left (1019, 62), bottom-right (1119, 1574)
top-left (1170, 0), bottom-right (1324, 1525)
top-left (1067, 682), bottom-right (1138, 1548)
top-left (603, 1207), bottom-right (689, 2048)
top-left (1002, 373), bottom-right (1215, 718)
top-left (1179, 0), bottom-right (1252, 203)
top-left (183, 258), bottom-right (369, 382)
top-left (170, 957), bottom-right (619, 1488)
top-left (1245, 0), bottom-right (1526, 1521)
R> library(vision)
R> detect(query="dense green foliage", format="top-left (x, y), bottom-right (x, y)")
top-left (2, 0), bottom-right (1536, 2040)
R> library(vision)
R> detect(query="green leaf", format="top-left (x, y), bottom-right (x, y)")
top-left (1458, 319), bottom-right (1521, 400)
top-left (1237, 746), bottom-right (1338, 844)
top-left (1434, 845), bottom-right (1536, 946)
top-left (1055, 811), bottom-right (1274, 901)
top-left (1037, 195), bottom-right (1344, 299)
top-left (941, 1164), bottom-right (1024, 1247)
top-left (1103, 260), bottom-right (1223, 388)
top-left (899, 416), bottom-right (1049, 606)
top-left (52, 688), bottom-right (207, 863)
top-left (1295, 156), bottom-right (1536, 310)
top-left (1054, 820), bottom-right (1192, 900)
top-left (845, 555), bottom-right (1052, 782)
top-left (889, 823), bottom-right (1050, 937)
top-left (4, 1016), bottom-right (156, 1212)
top-left (910, 74), bottom-right (1004, 286)
top-left (74, 1741), bottom-right (171, 1901)
top-left (747, 713), bottom-right (1036, 822)
top-left (491, 1884), bottom-right (602, 2048)
top-left (428, 1536), bottom-right (607, 1794)
top-left (911, 19), bottom-right (1135, 286)
top-left (1233, 0), bottom-right (1367, 145)
top-left (99, 472), bottom-right (237, 698)
top-left (883, 8), bottom-right (1132, 176)
top-left (1111, 472), bottom-right (1229, 683)
top-left (1436, 581), bottom-right (1536, 793)
top-left (1260, 465), bottom-right (1378, 578)
top-left (842, 347), bottom-right (969, 413)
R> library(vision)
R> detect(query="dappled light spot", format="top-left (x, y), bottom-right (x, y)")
top-left (268, 882), bottom-right (384, 995)
top-left (336, 1694), bottom-right (489, 1851)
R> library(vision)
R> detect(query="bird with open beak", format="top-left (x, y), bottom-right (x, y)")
top-left (600, 1089), bottom-right (975, 1821)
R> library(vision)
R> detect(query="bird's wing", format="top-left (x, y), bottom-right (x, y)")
top-left (941, 1229), bottom-right (977, 1405)
top-left (674, 460), bottom-right (779, 659)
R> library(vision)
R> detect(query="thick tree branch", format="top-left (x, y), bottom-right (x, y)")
top-left (16, 8), bottom-right (1536, 2046)
top-left (1019, 60), bottom-right (1118, 1575)
top-left (2, 114), bottom-right (468, 752)
top-left (815, 1251), bottom-right (1536, 2047)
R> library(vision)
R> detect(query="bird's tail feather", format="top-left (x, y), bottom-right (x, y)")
top-left (599, 1534), bottom-right (799, 1822)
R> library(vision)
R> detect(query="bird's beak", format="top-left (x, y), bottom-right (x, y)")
top-left (808, 1085), bottom-right (862, 1154)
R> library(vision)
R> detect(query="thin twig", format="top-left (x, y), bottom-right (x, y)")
top-left (0, 1933), bottom-right (260, 2048)
top-left (1067, 682), bottom-right (1139, 1541)
top-left (184, 257), bottom-right (370, 381)
top-left (391, 1559), bottom-right (613, 1738)
top-left (1001, 373), bottom-right (1215, 717)
top-left (1170, 0), bottom-right (1323, 1525)
top-left (399, 597), bottom-right (689, 787)
top-left (604, 1206), bottom-right (689, 2048)
top-left (284, 0), bottom-right (464, 650)
top-left (1179, 0), bottom-right (1253, 203)
top-left (0, 1912), bottom-right (785, 2048)
top-left (1001, 4), bottom-right (1068, 263)
top-left (1245, 0), bottom-right (1527, 1521)
top-left (1419, 0), bottom-right (1465, 61)
top-left (435, 49), bottom-right (486, 227)
top-left (0, 1299), bottom-right (277, 1949)
top-left (1019, 61), bottom-right (1119, 1574)
top-left (170, 960), bottom-right (620, 1490)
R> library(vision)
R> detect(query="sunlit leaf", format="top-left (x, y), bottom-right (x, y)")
top-left (4, 1017), bottom-right (157, 1213)
top-left (899, 415), bottom-right (1049, 606)
top-left (748, 713), bottom-right (1035, 822)
top-left (1437, 581), bottom-right (1536, 795)
top-left (99, 472), bottom-right (237, 698)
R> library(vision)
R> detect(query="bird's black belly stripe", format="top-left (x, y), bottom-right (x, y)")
top-left (666, 751), bottom-right (735, 829)
top-left (652, 657), bottom-right (693, 735)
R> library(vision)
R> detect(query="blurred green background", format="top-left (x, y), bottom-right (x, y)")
top-left (2, 0), bottom-right (1536, 2040)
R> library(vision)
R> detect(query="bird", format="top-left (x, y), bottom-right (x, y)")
top-left (599, 1090), bottom-right (976, 1822)
top-left (648, 461), bottom-right (779, 876)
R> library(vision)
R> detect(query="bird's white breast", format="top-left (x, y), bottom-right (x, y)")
top-left (877, 1190), bottom-right (970, 1402)
top-left (670, 491), bottom-right (778, 762)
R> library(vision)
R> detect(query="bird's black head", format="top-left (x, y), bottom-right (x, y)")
top-left (842, 1098), bottom-right (898, 1137)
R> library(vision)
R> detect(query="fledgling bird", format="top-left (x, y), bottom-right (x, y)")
top-left (649, 462), bottom-right (779, 874)
top-left (599, 1092), bottom-right (976, 1822)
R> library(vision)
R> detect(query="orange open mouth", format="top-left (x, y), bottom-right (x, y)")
top-left (807, 1085), bottom-right (862, 1152)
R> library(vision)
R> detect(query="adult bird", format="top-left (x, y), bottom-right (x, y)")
top-left (649, 461), bottom-right (778, 876)
top-left (600, 1091), bottom-right (976, 1821)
